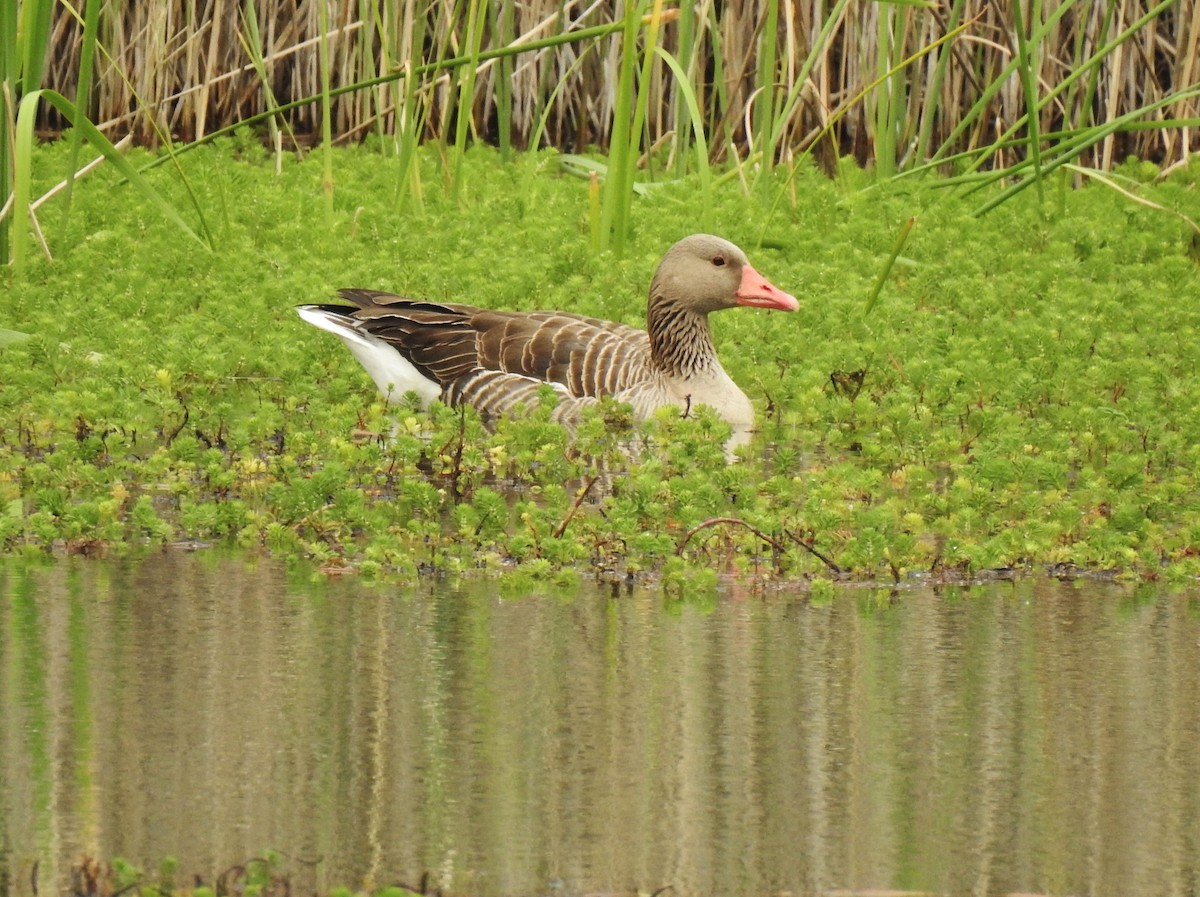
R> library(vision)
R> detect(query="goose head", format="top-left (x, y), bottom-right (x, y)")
top-left (649, 234), bottom-right (799, 315)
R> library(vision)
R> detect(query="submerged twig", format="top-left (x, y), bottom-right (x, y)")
top-left (784, 528), bottom-right (843, 574)
top-left (552, 475), bottom-right (599, 539)
top-left (676, 516), bottom-right (786, 555)
top-left (675, 516), bottom-right (844, 575)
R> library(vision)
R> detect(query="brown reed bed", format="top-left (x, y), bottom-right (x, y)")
top-left (33, 0), bottom-right (1199, 168)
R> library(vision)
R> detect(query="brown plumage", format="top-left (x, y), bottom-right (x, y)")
top-left (297, 234), bottom-right (798, 448)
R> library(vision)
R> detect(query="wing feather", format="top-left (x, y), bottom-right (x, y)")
top-left (325, 291), bottom-right (652, 400)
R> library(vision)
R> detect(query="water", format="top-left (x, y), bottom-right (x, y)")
top-left (2, 553), bottom-right (1198, 897)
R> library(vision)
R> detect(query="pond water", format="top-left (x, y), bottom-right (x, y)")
top-left (1, 553), bottom-right (1198, 897)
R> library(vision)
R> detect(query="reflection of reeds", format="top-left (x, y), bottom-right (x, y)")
top-left (30, 0), bottom-right (1198, 167)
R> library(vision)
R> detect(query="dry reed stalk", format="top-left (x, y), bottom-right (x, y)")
top-left (31, 0), bottom-right (1198, 168)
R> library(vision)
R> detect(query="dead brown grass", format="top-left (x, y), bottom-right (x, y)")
top-left (36, 0), bottom-right (1200, 168)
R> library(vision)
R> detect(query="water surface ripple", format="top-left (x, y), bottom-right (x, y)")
top-left (2, 554), bottom-right (1198, 897)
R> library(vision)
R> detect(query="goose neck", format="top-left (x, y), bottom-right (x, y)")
top-left (647, 295), bottom-right (717, 378)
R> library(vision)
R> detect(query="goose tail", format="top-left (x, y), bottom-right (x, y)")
top-left (296, 305), bottom-right (442, 405)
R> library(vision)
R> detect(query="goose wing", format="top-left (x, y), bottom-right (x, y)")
top-left (334, 289), bottom-right (652, 399)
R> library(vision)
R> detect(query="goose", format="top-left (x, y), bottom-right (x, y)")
top-left (296, 234), bottom-right (797, 449)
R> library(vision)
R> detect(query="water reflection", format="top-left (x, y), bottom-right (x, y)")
top-left (1, 554), bottom-right (1198, 897)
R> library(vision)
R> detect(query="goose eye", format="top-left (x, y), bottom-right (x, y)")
top-left (712, 255), bottom-right (726, 267)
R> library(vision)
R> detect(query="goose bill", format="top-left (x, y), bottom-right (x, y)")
top-left (735, 264), bottom-right (799, 311)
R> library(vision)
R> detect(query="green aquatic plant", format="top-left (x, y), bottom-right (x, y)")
top-left (3, 144), bottom-right (1200, 584)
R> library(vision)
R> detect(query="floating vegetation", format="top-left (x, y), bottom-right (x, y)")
top-left (2, 143), bottom-right (1200, 584)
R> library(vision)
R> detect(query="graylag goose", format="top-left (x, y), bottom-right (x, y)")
top-left (297, 234), bottom-right (797, 449)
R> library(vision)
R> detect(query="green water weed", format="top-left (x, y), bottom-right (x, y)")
top-left (3, 144), bottom-right (1200, 583)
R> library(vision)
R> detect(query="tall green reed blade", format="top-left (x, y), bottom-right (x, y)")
top-left (702, 2), bottom-right (737, 176)
top-left (971, 84), bottom-right (1200, 216)
top-left (394, 0), bottom-right (430, 215)
top-left (616, 0), bottom-right (666, 254)
top-left (957, 0), bottom-right (1175, 180)
top-left (873, 3), bottom-right (898, 177)
top-left (17, 0), bottom-right (53, 96)
top-left (451, 0), bottom-right (487, 198)
top-left (656, 46), bottom-right (712, 230)
top-left (1059, 0), bottom-right (1110, 145)
top-left (2, 0), bottom-right (55, 265)
top-left (1, 1), bottom-right (16, 264)
top-left (239, 0), bottom-right (297, 172)
top-left (669, 0), bottom-right (696, 178)
top-left (318, 0), bottom-right (335, 227)
top-left (10, 90), bottom-right (210, 276)
top-left (599, 0), bottom-right (646, 256)
top-left (494, 0), bottom-right (515, 161)
top-left (912, 0), bottom-right (966, 166)
top-left (874, 2), bottom-right (936, 174)
top-left (360, 0), bottom-right (391, 150)
top-left (1010, 0), bottom-right (1046, 210)
top-left (0, 0), bottom-right (17, 95)
top-left (61, 0), bottom-right (105, 226)
top-left (753, 0), bottom-right (780, 175)
top-left (1070, 2), bottom-right (1119, 146)
top-left (752, 0), bottom-right (853, 192)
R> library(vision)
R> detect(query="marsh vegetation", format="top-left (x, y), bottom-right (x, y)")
top-left (2, 1), bottom-right (1199, 584)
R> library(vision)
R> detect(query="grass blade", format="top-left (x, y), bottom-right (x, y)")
top-left (669, 0), bottom-right (696, 178)
top-left (600, 0), bottom-right (646, 255)
top-left (873, 4), bottom-right (898, 177)
top-left (10, 89), bottom-right (210, 276)
top-left (753, 0), bottom-right (853, 190)
top-left (318, 0), bottom-right (335, 227)
top-left (1010, 0), bottom-right (1047, 209)
top-left (17, 0), bottom-right (54, 94)
top-left (754, 0), bottom-right (780, 175)
top-left (238, 0), bottom-right (298, 172)
top-left (864, 216), bottom-right (915, 316)
top-left (912, 0), bottom-right (966, 166)
top-left (618, 0), bottom-right (666, 252)
top-left (61, 0), bottom-right (104, 228)
top-left (452, 0), bottom-right (488, 198)
top-left (494, 0), bottom-right (515, 162)
top-left (655, 45), bottom-right (711, 229)
top-left (12, 89), bottom-right (43, 273)
top-left (971, 84), bottom-right (1200, 216)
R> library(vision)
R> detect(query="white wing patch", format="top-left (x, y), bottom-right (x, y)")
top-left (296, 306), bottom-right (442, 405)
